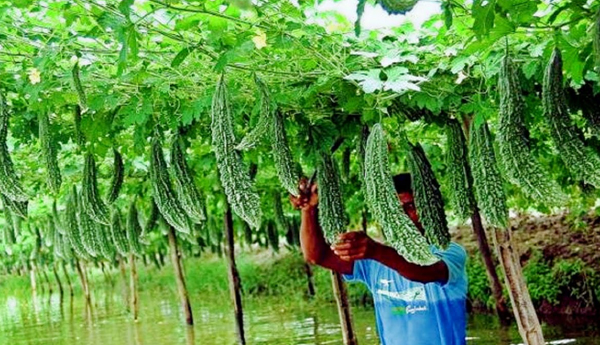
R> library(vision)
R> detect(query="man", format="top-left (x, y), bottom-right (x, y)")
top-left (290, 173), bottom-right (468, 345)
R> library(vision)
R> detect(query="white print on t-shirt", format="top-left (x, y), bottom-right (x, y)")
top-left (376, 286), bottom-right (427, 303)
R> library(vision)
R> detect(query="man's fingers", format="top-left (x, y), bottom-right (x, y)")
top-left (337, 231), bottom-right (365, 242)
top-left (333, 247), bottom-right (366, 258)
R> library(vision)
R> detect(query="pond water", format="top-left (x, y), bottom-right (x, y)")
top-left (0, 288), bottom-right (598, 345)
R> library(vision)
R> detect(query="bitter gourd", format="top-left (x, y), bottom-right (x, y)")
top-left (469, 120), bottom-right (509, 228)
top-left (72, 62), bottom-right (87, 111)
top-left (107, 148), bottom-right (124, 204)
top-left (110, 210), bottom-right (130, 257)
top-left (77, 190), bottom-right (99, 258)
top-left (498, 54), bottom-right (565, 205)
top-left (38, 112), bottom-right (62, 195)
top-left (406, 141), bottom-right (450, 249)
top-left (445, 119), bottom-right (475, 222)
top-left (170, 135), bottom-right (206, 224)
top-left (364, 124), bottom-right (439, 265)
top-left (1, 193), bottom-right (27, 219)
top-left (211, 75), bottom-right (262, 229)
top-left (82, 153), bottom-right (110, 225)
top-left (150, 134), bottom-right (191, 234)
top-left (378, 0), bottom-right (418, 15)
top-left (127, 201), bottom-right (144, 257)
top-left (317, 151), bottom-right (348, 244)
top-left (542, 48), bottom-right (600, 188)
top-left (236, 75), bottom-right (272, 150)
top-left (272, 110), bottom-right (299, 196)
top-left (66, 186), bottom-right (89, 260)
top-left (0, 91), bottom-right (28, 202)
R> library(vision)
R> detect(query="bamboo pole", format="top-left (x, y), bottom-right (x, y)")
top-left (224, 206), bottom-right (246, 345)
top-left (119, 257), bottom-right (130, 310)
top-left (75, 260), bottom-right (91, 305)
top-left (331, 271), bottom-right (358, 345)
top-left (492, 226), bottom-right (544, 345)
top-left (167, 225), bottom-right (194, 325)
top-left (471, 208), bottom-right (511, 323)
top-left (52, 263), bottom-right (64, 301)
top-left (129, 253), bottom-right (139, 321)
top-left (62, 262), bottom-right (74, 297)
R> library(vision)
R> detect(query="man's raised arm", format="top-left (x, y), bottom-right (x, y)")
top-left (290, 179), bottom-right (353, 275)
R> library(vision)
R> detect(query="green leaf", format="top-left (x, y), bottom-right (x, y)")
top-left (472, 0), bottom-right (496, 38)
top-left (171, 46), bottom-right (195, 68)
top-left (118, 0), bottom-right (134, 18)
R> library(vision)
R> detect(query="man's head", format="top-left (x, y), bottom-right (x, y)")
top-left (393, 173), bottom-right (422, 232)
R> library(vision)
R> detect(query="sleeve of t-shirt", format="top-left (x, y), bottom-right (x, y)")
top-left (435, 243), bottom-right (468, 296)
top-left (343, 259), bottom-right (377, 288)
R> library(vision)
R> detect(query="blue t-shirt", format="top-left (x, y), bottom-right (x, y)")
top-left (344, 242), bottom-right (468, 345)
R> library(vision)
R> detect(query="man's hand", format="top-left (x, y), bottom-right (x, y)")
top-left (331, 231), bottom-right (378, 261)
top-left (290, 177), bottom-right (318, 210)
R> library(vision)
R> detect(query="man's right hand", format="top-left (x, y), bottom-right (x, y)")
top-left (290, 177), bottom-right (318, 210)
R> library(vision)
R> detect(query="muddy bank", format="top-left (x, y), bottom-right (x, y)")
top-left (453, 211), bottom-right (600, 316)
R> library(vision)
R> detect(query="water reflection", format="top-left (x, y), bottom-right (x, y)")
top-left (0, 289), bottom-right (598, 345)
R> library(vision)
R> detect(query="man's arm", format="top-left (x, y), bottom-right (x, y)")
top-left (291, 180), bottom-right (353, 275)
top-left (300, 206), bottom-right (353, 275)
top-left (332, 232), bottom-right (448, 284)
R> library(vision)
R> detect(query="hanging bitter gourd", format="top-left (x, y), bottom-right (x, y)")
top-left (272, 110), bottom-right (299, 196)
top-left (469, 120), bottom-right (509, 228)
top-left (150, 135), bottom-right (191, 234)
top-left (317, 151), bottom-right (348, 244)
top-left (378, 0), bottom-right (418, 15)
top-left (498, 54), bottom-right (565, 206)
top-left (1, 193), bottom-right (27, 219)
top-left (236, 75), bottom-right (272, 151)
top-left (72, 61), bottom-right (87, 111)
top-left (126, 201), bottom-right (144, 257)
top-left (82, 153), bottom-right (110, 225)
top-left (406, 141), bottom-right (450, 249)
top-left (107, 148), bottom-right (124, 204)
top-left (110, 210), bottom-right (130, 257)
top-left (0, 91), bottom-right (28, 202)
top-left (77, 190), bottom-right (99, 258)
top-left (170, 135), bottom-right (206, 224)
top-left (94, 223), bottom-right (115, 260)
top-left (145, 199), bottom-right (160, 234)
top-left (73, 105), bottom-right (85, 146)
top-left (364, 124), bottom-right (439, 265)
top-left (445, 119), bottom-right (475, 222)
top-left (38, 112), bottom-right (62, 195)
top-left (66, 186), bottom-right (89, 259)
top-left (211, 75), bottom-right (262, 229)
top-left (543, 48), bottom-right (600, 188)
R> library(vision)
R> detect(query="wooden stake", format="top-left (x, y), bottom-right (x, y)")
top-left (119, 257), bottom-right (130, 310)
top-left (471, 208), bottom-right (511, 323)
top-left (224, 206), bottom-right (246, 345)
top-left (129, 253), bottom-right (139, 321)
top-left (167, 225), bottom-right (194, 325)
top-left (492, 226), bottom-right (544, 345)
top-left (331, 271), bottom-right (358, 345)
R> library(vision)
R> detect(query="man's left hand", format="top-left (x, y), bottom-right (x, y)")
top-left (331, 231), bottom-right (377, 261)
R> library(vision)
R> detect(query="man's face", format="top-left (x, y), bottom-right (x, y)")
top-left (398, 192), bottom-right (421, 227)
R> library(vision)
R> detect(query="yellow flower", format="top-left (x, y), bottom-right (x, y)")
top-left (252, 30), bottom-right (267, 50)
top-left (28, 68), bottom-right (41, 85)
